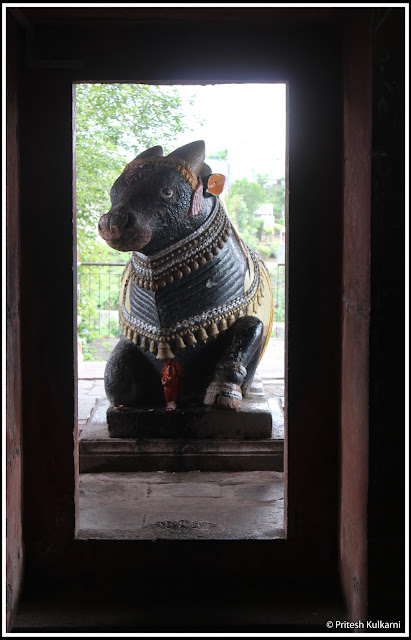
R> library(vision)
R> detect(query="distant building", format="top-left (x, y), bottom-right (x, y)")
top-left (255, 202), bottom-right (274, 229)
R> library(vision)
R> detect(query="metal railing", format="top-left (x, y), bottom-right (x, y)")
top-left (77, 262), bottom-right (126, 342)
top-left (273, 263), bottom-right (285, 338)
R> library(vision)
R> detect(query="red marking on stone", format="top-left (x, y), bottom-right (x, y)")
top-left (161, 358), bottom-right (183, 409)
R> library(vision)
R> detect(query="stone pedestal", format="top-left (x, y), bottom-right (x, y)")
top-left (107, 376), bottom-right (272, 439)
top-left (79, 376), bottom-right (284, 473)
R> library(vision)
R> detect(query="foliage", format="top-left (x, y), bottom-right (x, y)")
top-left (81, 341), bottom-right (98, 362)
top-left (206, 149), bottom-right (227, 160)
top-left (257, 244), bottom-right (271, 258)
top-left (77, 293), bottom-right (99, 345)
top-left (225, 178), bottom-right (266, 220)
top-left (79, 240), bottom-right (131, 265)
top-left (268, 263), bottom-right (286, 325)
top-left (224, 178), bottom-right (267, 251)
top-left (78, 263), bottom-right (126, 342)
top-left (75, 83), bottom-right (195, 260)
top-left (224, 175), bottom-right (286, 256)
top-left (270, 241), bottom-right (280, 259)
top-left (256, 173), bottom-right (286, 220)
top-left (77, 240), bottom-right (130, 357)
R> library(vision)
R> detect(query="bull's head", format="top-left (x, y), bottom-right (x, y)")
top-left (98, 140), bottom-right (224, 255)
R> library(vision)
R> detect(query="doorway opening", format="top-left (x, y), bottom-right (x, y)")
top-left (74, 82), bottom-right (287, 540)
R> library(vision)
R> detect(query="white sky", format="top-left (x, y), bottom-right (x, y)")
top-left (170, 83), bottom-right (287, 183)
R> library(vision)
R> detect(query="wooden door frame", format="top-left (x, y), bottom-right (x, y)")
top-left (7, 6), bottom-right (383, 628)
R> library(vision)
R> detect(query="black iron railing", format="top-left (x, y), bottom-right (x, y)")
top-left (273, 263), bottom-right (285, 338)
top-left (77, 262), bottom-right (126, 343)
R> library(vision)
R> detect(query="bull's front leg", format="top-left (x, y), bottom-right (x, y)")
top-left (104, 337), bottom-right (164, 407)
top-left (204, 315), bottom-right (264, 410)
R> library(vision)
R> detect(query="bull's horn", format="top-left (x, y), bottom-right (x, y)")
top-left (167, 140), bottom-right (205, 176)
top-left (136, 145), bottom-right (164, 159)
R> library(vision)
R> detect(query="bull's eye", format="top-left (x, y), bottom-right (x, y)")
top-left (160, 187), bottom-right (175, 199)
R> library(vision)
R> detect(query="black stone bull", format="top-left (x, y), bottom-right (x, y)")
top-left (98, 141), bottom-right (273, 411)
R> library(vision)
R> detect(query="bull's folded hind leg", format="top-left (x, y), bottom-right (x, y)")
top-left (104, 337), bottom-right (163, 407)
top-left (204, 315), bottom-right (264, 410)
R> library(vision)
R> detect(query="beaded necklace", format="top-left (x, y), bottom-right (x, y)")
top-left (128, 201), bottom-right (231, 291)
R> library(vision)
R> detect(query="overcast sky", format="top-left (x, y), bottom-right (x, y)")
top-left (171, 83), bottom-right (287, 183)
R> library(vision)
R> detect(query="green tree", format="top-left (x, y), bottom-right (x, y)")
top-left (226, 178), bottom-right (265, 219)
top-left (75, 83), bottom-right (195, 260)
top-left (75, 83), bottom-right (197, 358)
top-left (206, 149), bottom-right (227, 161)
top-left (224, 178), bottom-right (266, 250)
top-left (256, 173), bottom-right (285, 222)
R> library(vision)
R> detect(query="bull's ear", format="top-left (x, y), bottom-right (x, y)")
top-left (168, 140), bottom-right (205, 175)
top-left (136, 145), bottom-right (164, 159)
top-left (201, 162), bottom-right (213, 177)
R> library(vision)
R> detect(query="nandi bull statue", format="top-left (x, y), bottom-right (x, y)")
top-left (98, 140), bottom-right (273, 413)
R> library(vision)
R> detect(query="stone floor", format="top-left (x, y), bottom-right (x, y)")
top-left (78, 470), bottom-right (285, 540)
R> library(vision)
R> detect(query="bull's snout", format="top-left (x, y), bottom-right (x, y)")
top-left (109, 210), bottom-right (129, 232)
top-left (98, 210), bottom-right (129, 239)
top-left (98, 210), bottom-right (152, 252)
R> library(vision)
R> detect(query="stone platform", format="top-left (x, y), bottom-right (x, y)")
top-left (107, 376), bottom-right (272, 439)
top-left (79, 377), bottom-right (284, 473)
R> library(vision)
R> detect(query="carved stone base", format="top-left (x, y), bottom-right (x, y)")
top-left (79, 376), bottom-right (284, 473)
top-left (106, 376), bottom-right (271, 439)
